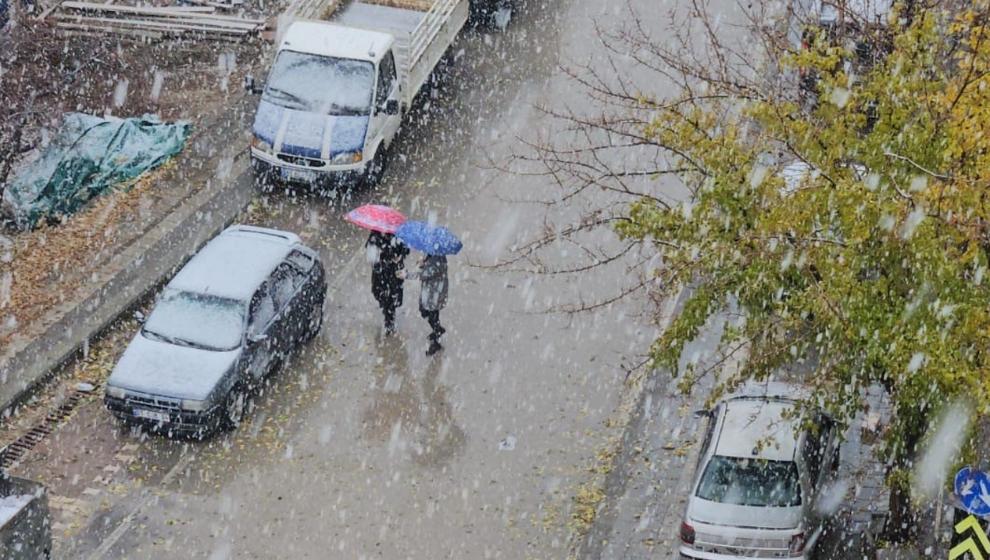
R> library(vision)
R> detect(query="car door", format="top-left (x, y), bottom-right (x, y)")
top-left (286, 249), bottom-right (324, 316)
top-left (368, 51), bottom-right (401, 152)
top-left (245, 283), bottom-right (277, 381)
top-left (800, 417), bottom-right (835, 527)
top-left (820, 414), bottom-right (839, 475)
top-left (269, 262), bottom-right (307, 350)
top-left (807, 414), bottom-right (839, 487)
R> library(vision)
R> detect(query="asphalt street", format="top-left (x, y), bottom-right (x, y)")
top-left (10, 1), bottom-right (889, 559)
top-left (6, 0), bottom-right (690, 558)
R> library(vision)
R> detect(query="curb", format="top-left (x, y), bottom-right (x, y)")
top-left (568, 285), bottom-right (691, 558)
top-left (571, 292), bottom-right (754, 559)
top-left (0, 142), bottom-right (256, 415)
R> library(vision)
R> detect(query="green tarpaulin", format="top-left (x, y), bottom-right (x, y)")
top-left (2, 113), bottom-right (191, 229)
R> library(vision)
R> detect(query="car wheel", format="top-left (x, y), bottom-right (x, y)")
top-left (363, 147), bottom-right (388, 188)
top-left (470, 0), bottom-right (512, 30)
top-left (491, 0), bottom-right (512, 31)
top-left (265, 357), bottom-right (283, 379)
top-left (222, 385), bottom-right (249, 430)
top-left (305, 298), bottom-right (325, 341)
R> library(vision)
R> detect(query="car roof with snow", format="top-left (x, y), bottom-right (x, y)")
top-left (279, 20), bottom-right (392, 63)
top-left (167, 225), bottom-right (303, 302)
top-left (713, 396), bottom-right (801, 462)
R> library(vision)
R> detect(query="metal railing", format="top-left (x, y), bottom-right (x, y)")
top-left (407, 0), bottom-right (459, 75)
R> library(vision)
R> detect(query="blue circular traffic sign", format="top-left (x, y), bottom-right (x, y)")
top-left (955, 467), bottom-right (990, 517)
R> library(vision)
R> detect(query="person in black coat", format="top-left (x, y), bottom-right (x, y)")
top-left (367, 231), bottom-right (409, 334)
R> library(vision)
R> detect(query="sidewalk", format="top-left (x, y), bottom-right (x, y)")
top-left (817, 385), bottom-right (892, 559)
top-left (575, 311), bottom-right (731, 560)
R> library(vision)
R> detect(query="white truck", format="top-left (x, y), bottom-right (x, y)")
top-left (247, 0), bottom-right (510, 189)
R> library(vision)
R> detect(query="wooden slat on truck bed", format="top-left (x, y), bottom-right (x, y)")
top-left (283, 0), bottom-right (340, 21)
top-left (360, 0), bottom-right (434, 12)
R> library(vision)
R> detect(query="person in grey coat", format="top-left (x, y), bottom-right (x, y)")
top-left (416, 254), bottom-right (448, 355)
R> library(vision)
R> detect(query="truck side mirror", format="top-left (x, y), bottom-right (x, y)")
top-left (244, 75), bottom-right (262, 95)
top-left (385, 99), bottom-right (399, 115)
top-left (248, 332), bottom-right (268, 344)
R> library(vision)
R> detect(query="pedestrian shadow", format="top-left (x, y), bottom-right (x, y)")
top-left (361, 335), bottom-right (418, 443)
top-left (360, 336), bottom-right (465, 469)
top-left (410, 356), bottom-right (466, 469)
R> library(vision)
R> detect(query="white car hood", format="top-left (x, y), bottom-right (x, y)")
top-left (107, 333), bottom-right (241, 401)
top-left (688, 497), bottom-right (802, 530)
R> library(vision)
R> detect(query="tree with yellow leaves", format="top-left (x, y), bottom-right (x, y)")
top-left (518, 0), bottom-right (990, 542)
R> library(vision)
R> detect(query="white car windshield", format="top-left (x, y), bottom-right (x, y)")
top-left (143, 290), bottom-right (245, 351)
top-left (696, 455), bottom-right (801, 507)
top-left (263, 51), bottom-right (374, 116)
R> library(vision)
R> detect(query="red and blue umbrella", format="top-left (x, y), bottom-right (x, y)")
top-left (396, 221), bottom-right (462, 255)
top-left (344, 204), bottom-right (406, 234)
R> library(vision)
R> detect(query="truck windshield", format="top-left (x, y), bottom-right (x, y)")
top-left (143, 290), bottom-right (245, 352)
top-left (264, 51), bottom-right (374, 116)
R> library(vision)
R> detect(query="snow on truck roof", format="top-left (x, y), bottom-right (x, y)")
top-left (167, 225), bottom-right (302, 302)
top-left (280, 20), bottom-right (392, 63)
top-left (715, 397), bottom-right (801, 462)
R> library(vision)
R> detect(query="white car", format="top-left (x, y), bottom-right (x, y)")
top-left (679, 384), bottom-right (839, 559)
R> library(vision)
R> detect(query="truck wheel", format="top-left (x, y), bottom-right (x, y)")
top-left (471, 0), bottom-right (512, 30)
top-left (222, 385), bottom-right (249, 430)
top-left (363, 148), bottom-right (388, 188)
top-left (252, 162), bottom-right (277, 193)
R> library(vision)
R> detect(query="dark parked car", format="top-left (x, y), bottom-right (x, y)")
top-left (104, 225), bottom-right (326, 437)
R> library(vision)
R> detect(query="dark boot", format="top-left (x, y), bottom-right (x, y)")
top-left (383, 306), bottom-right (396, 335)
top-left (426, 340), bottom-right (443, 356)
top-left (426, 311), bottom-right (444, 340)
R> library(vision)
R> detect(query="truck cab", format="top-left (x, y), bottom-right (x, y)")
top-left (249, 0), bottom-right (479, 190)
top-left (250, 21), bottom-right (402, 189)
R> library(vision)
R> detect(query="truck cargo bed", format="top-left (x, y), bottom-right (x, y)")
top-left (333, 0), bottom-right (467, 107)
top-left (362, 0), bottom-right (433, 10)
top-left (335, 2), bottom-right (424, 39)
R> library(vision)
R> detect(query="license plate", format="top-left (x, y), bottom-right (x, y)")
top-left (280, 167), bottom-right (316, 183)
top-left (134, 408), bottom-right (170, 423)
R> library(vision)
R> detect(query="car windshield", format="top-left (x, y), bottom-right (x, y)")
top-left (263, 51), bottom-right (374, 116)
top-left (143, 290), bottom-right (245, 351)
top-left (696, 455), bottom-right (802, 507)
